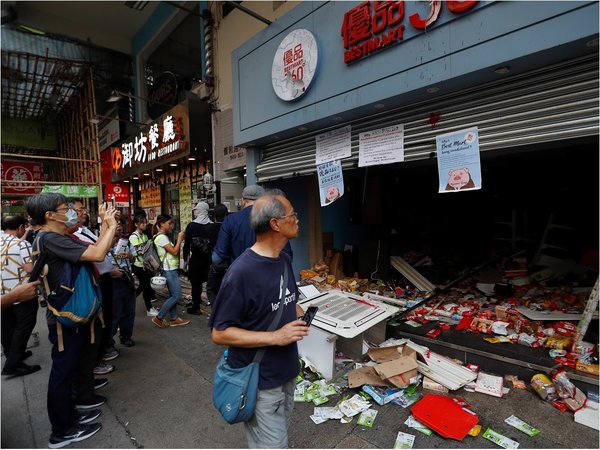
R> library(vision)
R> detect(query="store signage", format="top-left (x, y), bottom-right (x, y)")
top-left (1, 160), bottom-right (43, 195)
top-left (148, 71), bottom-right (178, 119)
top-left (42, 185), bottom-right (98, 198)
top-left (222, 145), bottom-right (247, 171)
top-left (111, 115), bottom-right (187, 173)
top-left (1, 116), bottom-right (58, 150)
top-left (272, 29), bottom-right (319, 101)
top-left (341, 1), bottom-right (478, 64)
top-left (140, 185), bottom-right (161, 208)
top-left (100, 150), bottom-right (129, 206)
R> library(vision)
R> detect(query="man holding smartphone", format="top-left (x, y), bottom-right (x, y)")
top-left (210, 192), bottom-right (309, 448)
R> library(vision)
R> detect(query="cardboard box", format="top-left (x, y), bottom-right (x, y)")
top-left (347, 345), bottom-right (419, 389)
top-left (348, 367), bottom-right (391, 388)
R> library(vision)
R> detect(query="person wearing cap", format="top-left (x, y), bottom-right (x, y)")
top-left (182, 201), bottom-right (212, 315)
top-left (211, 186), bottom-right (293, 271)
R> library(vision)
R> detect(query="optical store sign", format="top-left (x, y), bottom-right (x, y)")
top-left (112, 115), bottom-right (187, 173)
top-left (341, 0), bottom-right (478, 64)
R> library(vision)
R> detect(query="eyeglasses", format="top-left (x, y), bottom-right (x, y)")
top-left (54, 206), bottom-right (69, 213)
top-left (277, 211), bottom-right (298, 220)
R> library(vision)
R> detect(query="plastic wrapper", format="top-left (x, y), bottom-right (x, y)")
top-left (530, 373), bottom-right (557, 401)
top-left (549, 367), bottom-right (576, 399)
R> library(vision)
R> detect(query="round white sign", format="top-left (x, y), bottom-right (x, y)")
top-left (272, 29), bottom-right (318, 101)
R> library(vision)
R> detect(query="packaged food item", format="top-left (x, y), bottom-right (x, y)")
top-left (530, 374), bottom-right (557, 401)
top-left (544, 334), bottom-right (571, 350)
top-left (575, 361), bottom-right (600, 376)
top-left (549, 367), bottom-right (576, 399)
top-left (393, 431), bottom-right (415, 449)
top-left (482, 428), bottom-right (520, 449)
top-left (468, 424), bottom-right (482, 437)
top-left (357, 409), bottom-right (378, 427)
top-left (504, 415), bottom-right (540, 437)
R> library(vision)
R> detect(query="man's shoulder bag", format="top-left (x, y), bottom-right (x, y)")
top-left (212, 264), bottom-right (289, 424)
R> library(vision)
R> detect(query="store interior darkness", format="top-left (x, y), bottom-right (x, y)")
top-left (331, 140), bottom-right (599, 286)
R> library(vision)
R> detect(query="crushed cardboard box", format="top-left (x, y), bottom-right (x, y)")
top-left (348, 345), bottom-right (418, 389)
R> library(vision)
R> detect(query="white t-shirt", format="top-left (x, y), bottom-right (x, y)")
top-left (154, 234), bottom-right (179, 271)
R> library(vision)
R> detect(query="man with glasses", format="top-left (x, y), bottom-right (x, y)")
top-left (210, 193), bottom-right (308, 448)
top-left (26, 193), bottom-right (118, 448)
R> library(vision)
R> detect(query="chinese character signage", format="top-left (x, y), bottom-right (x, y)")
top-left (100, 149), bottom-right (129, 206)
top-left (272, 29), bottom-right (319, 101)
top-left (341, 1), bottom-right (478, 64)
top-left (112, 115), bottom-right (187, 174)
top-left (317, 160), bottom-right (344, 207)
top-left (1, 160), bottom-right (43, 195)
top-left (436, 127), bottom-right (481, 193)
top-left (140, 186), bottom-right (161, 208)
top-left (179, 178), bottom-right (192, 227)
top-left (42, 185), bottom-right (98, 198)
top-left (222, 145), bottom-right (247, 171)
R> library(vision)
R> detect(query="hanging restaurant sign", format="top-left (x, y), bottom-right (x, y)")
top-left (272, 29), bottom-right (319, 101)
top-left (1, 160), bottom-right (43, 195)
top-left (42, 185), bottom-right (99, 197)
top-left (111, 115), bottom-right (187, 173)
top-left (341, 1), bottom-right (478, 64)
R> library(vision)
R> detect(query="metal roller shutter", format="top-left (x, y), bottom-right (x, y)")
top-left (257, 55), bottom-right (599, 182)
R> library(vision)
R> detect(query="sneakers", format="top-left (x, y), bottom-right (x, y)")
top-left (170, 317), bottom-right (191, 327)
top-left (48, 422), bottom-right (102, 449)
top-left (75, 394), bottom-right (106, 410)
top-left (102, 348), bottom-right (119, 362)
top-left (152, 316), bottom-right (169, 328)
top-left (94, 378), bottom-right (109, 390)
top-left (93, 363), bottom-right (114, 376)
top-left (146, 307), bottom-right (159, 317)
top-left (78, 409), bottom-right (101, 424)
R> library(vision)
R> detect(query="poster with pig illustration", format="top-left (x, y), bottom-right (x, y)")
top-left (436, 127), bottom-right (482, 193)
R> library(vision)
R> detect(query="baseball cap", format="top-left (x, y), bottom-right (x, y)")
top-left (241, 185), bottom-right (265, 200)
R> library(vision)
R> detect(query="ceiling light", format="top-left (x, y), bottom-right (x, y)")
top-left (188, 157), bottom-right (196, 161)
top-left (298, 126), bottom-right (308, 131)
top-left (332, 116), bottom-right (343, 121)
top-left (156, 168), bottom-right (163, 172)
top-left (374, 103), bottom-right (385, 109)
top-left (170, 163), bottom-right (178, 167)
top-left (143, 173), bottom-right (150, 176)
top-left (123, 179), bottom-right (130, 183)
top-left (426, 86), bottom-right (439, 93)
top-left (586, 38), bottom-right (599, 47)
top-left (133, 176), bottom-right (139, 180)
top-left (494, 66), bottom-right (510, 74)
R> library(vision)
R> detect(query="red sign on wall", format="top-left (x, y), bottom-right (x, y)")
top-left (1, 160), bottom-right (43, 195)
top-left (101, 149), bottom-right (129, 206)
top-left (341, 1), bottom-right (478, 64)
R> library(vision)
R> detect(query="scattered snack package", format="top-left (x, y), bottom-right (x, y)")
top-left (357, 409), bottom-right (378, 428)
top-left (393, 431), bottom-right (415, 449)
top-left (482, 428), bottom-right (520, 449)
top-left (404, 415), bottom-right (432, 436)
top-left (505, 415), bottom-right (540, 437)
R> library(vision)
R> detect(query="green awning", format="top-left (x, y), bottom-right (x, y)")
top-left (42, 185), bottom-right (98, 197)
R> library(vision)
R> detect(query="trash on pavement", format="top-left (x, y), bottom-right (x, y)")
top-left (361, 385), bottom-right (405, 406)
top-left (474, 372), bottom-right (504, 397)
top-left (410, 394), bottom-right (479, 440)
top-left (393, 431), bottom-right (415, 449)
top-left (482, 427), bottom-right (520, 449)
top-left (357, 409), bottom-right (378, 427)
top-left (404, 415), bottom-right (433, 436)
top-left (504, 415), bottom-right (540, 437)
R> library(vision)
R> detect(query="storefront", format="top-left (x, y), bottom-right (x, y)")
top-left (231, 1), bottom-right (599, 275)
top-left (110, 96), bottom-right (212, 232)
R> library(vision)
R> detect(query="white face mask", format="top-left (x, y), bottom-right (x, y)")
top-left (55, 209), bottom-right (79, 227)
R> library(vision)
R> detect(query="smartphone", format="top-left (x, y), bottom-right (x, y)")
top-left (110, 196), bottom-right (116, 208)
top-left (302, 306), bottom-right (319, 327)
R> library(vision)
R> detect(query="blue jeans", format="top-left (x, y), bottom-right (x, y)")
top-left (158, 269), bottom-right (181, 320)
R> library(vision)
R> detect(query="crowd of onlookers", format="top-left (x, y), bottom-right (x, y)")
top-left (2, 185), bottom-right (304, 449)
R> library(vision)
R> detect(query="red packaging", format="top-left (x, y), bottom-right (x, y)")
top-left (439, 323), bottom-right (451, 331)
top-left (426, 328), bottom-right (441, 339)
top-left (551, 399), bottom-right (569, 412)
top-left (555, 321), bottom-right (577, 336)
top-left (553, 357), bottom-right (577, 368)
top-left (466, 363), bottom-right (479, 373)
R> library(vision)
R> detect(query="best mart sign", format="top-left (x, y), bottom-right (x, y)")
top-left (341, 1), bottom-right (478, 64)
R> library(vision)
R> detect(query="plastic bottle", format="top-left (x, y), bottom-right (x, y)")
top-left (530, 373), bottom-right (557, 401)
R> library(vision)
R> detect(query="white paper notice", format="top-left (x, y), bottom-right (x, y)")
top-left (358, 124), bottom-right (404, 167)
top-left (436, 127), bottom-right (481, 193)
top-left (315, 125), bottom-right (352, 165)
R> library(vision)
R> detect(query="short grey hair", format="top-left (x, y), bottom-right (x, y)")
top-left (26, 193), bottom-right (68, 226)
top-left (264, 188), bottom-right (286, 198)
top-left (250, 195), bottom-right (287, 234)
